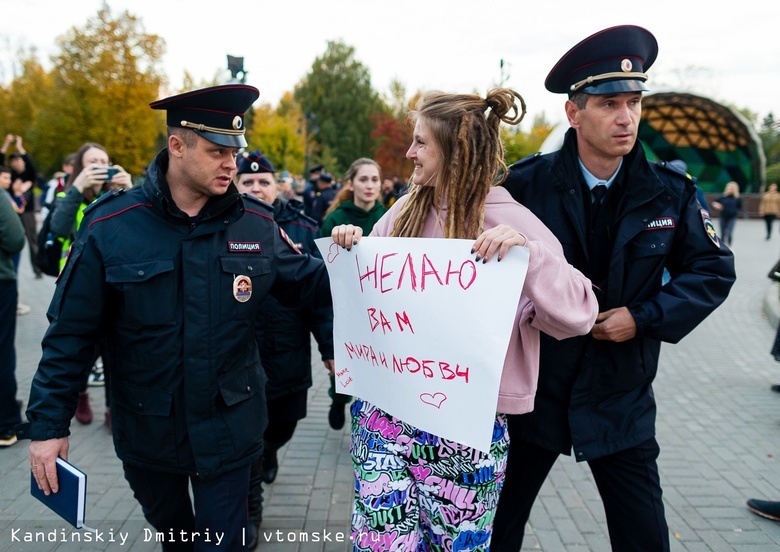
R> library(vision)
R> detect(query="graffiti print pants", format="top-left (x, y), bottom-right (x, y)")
top-left (350, 399), bottom-right (510, 551)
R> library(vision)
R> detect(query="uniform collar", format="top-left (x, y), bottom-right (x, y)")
top-left (145, 149), bottom-right (242, 223)
top-left (578, 158), bottom-right (623, 191)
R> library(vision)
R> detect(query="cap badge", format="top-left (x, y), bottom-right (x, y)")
top-left (621, 59), bottom-right (633, 72)
top-left (233, 274), bottom-right (252, 303)
top-left (233, 116), bottom-right (243, 130)
top-left (250, 161), bottom-right (259, 172)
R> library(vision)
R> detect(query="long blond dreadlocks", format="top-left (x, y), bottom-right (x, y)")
top-left (390, 88), bottom-right (526, 239)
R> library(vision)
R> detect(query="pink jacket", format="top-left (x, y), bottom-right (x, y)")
top-left (370, 186), bottom-right (598, 415)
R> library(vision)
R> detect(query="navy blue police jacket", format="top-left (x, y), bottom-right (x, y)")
top-left (256, 197), bottom-right (333, 401)
top-left (18, 149), bottom-right (332, 480)
top-left (503, 128), bottom-right (735, 461)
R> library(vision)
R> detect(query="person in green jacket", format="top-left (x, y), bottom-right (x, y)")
top-left (0, 179), bottom-right (26, 446)
top-left (319, 158), bottom-right (387, 429)
top-left (48, 142), bottom-right (132, 429)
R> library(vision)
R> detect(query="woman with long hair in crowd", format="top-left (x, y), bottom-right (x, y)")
top-left (47, 141), bottom-right (131, 429)
top-left (330, 88), bottom-right (598, 550)
top-left (319, 157), bottom-right (387, 430)
top-left (711, 181), bottom-right (741, 246)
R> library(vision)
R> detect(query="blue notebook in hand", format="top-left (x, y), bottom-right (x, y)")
top-left (30, 457), bottom-right (87, 529)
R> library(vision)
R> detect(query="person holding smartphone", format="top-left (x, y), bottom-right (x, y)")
top-left (46, 141), bottom-right (132, 429)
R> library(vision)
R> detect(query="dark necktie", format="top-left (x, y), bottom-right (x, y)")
top-left (591, 184), bottom-right (607, 223)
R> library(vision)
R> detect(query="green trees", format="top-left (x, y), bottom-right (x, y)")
top-left (294, 41), bottom-right (387, 178)
top-left (245, 92), bottom-right (306, 176)
top-left (0, 17), bottom-right (555, 182)
top-left (0, 3), bottom-right (165, 177)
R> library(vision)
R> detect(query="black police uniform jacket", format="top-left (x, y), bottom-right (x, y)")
top-left (20, 149), bottom-right (332, 480)
top-left (255, 197), bottom-right (333, 403)
top-left (503, 128), bottom-right (735, 461)
top-left (303, 183), bottom-right (338, 224)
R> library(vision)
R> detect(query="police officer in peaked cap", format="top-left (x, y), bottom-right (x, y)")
top-left (235, 151), bottom-right (334, 549)
top-left (492, 26), bottom-right (735, 551)
top-left (20, 85), bottom-right (334, 551)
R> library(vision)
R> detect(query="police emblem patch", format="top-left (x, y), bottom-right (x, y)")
top-left (701, 209), bottom-right (720, 248)
top-left (233, 275), bottom-right (252, 303)
top-left (279, 227), bottom-right (301, 254)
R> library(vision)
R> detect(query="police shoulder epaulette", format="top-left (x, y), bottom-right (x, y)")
top-left (655, 161), bottom-right (697, 194)
top-left (286, 197), bottom-right (305, 212)
top-left (288, 202), bottom-right (318, 226)
top-left (509, 152), bottom-right (543, 170)
top-left (242, 194), bottom-right (274, 213)
top-left (656, 160), bottom-right (694, 182)
top-left (82, 187), bottom-right (127, 215)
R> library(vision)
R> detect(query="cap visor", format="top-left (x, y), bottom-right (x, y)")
top-left (195, 130), bottom-right (247, 148)
top-left (580, 79), bottom-right (649, 95)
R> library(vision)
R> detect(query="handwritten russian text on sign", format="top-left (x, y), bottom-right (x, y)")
top-left (315, 237), bottom-right (528, 452)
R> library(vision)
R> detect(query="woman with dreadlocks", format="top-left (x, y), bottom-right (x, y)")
top-left (331, 88), bottom-right (598, 550)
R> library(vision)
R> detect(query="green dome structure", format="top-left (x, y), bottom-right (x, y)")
top-left (638, 92), bottom-right (765, 193)
top-left (539, 91), bottom-right (766, 194)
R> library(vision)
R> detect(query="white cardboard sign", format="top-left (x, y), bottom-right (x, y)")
top-left (315, 237), bottom-right (528, 452)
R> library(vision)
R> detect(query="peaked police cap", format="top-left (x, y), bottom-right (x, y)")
top-left (545, 25), bottom-right (658, 95)
top-left (150, 84), bottom-right (259, 148)
top-left (237, 150), bottom-right (275, 175)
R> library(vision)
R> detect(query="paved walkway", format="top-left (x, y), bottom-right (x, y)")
top-left (2, 217), bottom-right (780, 551)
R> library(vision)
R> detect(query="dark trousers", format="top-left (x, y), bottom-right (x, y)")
top-left (765, 215), bottom-right (777, 238)
top-left (0, 280), bottom-right (20, 433)
top-left (491, 438), bottom-right (669, 552)
top-left (123, 463), bottom-right (251, 551)
top-left (19, 211), bottom-right (40, 276)
top-left (719, 215), bottom-right (737, 246)
top-left (248, 415), bottom-right (299, 522)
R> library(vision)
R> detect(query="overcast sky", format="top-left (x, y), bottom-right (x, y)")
top-left (2, 0), bottom-right (778, 130)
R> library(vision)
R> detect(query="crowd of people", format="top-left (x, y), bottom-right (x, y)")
top-left (8, 21), bottom-right (779, 552)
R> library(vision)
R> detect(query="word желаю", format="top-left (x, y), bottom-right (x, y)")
top-left (354, 252), bottom-right (478, 293)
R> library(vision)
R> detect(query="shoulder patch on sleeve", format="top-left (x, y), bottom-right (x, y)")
top-left (701, 208), bottom-right (721, 248)
top-left (280, 227), bottom-right (301, 254)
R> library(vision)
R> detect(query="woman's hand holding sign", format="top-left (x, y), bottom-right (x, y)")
top-left (331, 224), bottom-right (363, 250)
top-left (333, 222), bottom-right (527, 264)
top-left (471, 224), bottom-right (528, 263)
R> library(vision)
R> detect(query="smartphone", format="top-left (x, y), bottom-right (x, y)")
top-left (105, 167), bottom-right (119, 182)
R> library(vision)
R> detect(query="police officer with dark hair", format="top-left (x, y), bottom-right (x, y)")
top-left (18, 85), bottom-right (332, 551)
top-left (235, 151), bottom-right (334, 549)
top-left (491, 26), bottom-right (735, 551)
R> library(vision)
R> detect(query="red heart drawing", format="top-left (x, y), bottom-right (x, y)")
top-left (327, 242), bottom-right (341, 263)
top-left (420, 392), bottom-right (447, 409)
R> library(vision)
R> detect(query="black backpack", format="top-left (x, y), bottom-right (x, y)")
top-left (35, 202), bottom-right (65, 277)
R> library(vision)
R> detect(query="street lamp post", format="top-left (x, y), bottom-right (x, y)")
top-left (227, 55), bottom-right (246, 84)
